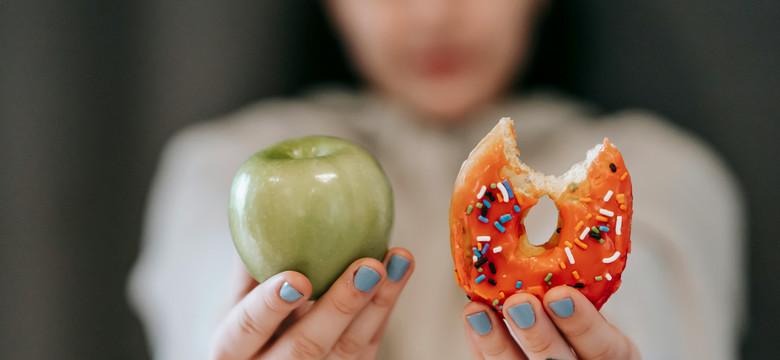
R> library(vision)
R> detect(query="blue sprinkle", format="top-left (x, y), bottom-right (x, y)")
top-left (499, 305), bottom-right (503, 310)
top-left (513, 205), bottom-right (521, 212)
top-left (481, 243), bottom-right (490, 255)
top-left (475, 274), bottom-right (486, 284)
top-left (516, 281), bottom-right (522, 289)
top-left (526, 177), bottom-right (531, 183)
top-left (599, 226), bottom-right (610, 232)
top-left (478, 215), bottom-right (489, 223)
top-left (502, 180), bottom-right (514, 199)
top-left (482, 200), bottom-right (491, 208)
top-left (499, 214), bottom-right (512, 224)
top-left (473, 247), bottom-right (481, 258)
top-left (494, 221), bottom-right (506, 233)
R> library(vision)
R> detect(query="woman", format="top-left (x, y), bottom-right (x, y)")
top-left (129, 1), bottom-right (744, 359)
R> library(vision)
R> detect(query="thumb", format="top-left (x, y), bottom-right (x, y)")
top-left (211, 271), bottom-right (311, 360)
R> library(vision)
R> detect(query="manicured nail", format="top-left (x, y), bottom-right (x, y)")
top-left (467, 311), bottom-right (492, 335)
top-left (279, 281), bottom-right (302, 302)
top-left (507, 302), bottom-right (535, 329)
top-left (386, 255), bottom-right (410, 282)
top-left (354, 266), bottom-right (381, 292)
top-left (549, 297), bottom-right (574, 318)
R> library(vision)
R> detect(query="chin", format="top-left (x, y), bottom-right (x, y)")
top-left (412, 97), bottom-right (481, 123)
top-left (403, 83), bottom-right (503, 125)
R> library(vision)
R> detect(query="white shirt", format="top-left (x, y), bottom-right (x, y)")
top-left (128, 89), bottom-right (744, 359)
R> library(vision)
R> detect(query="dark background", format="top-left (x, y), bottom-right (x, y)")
top-left (1, 1), bottom-right (778, 358)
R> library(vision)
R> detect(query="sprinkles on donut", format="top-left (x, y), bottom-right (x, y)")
top-left (449, 118), bottom-right (633, 313)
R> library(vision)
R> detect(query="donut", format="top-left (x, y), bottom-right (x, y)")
top-left (449, 118), bottom-right (632, 311)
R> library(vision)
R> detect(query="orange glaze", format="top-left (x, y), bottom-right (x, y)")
top-left (450, 120), bottom-right (632, 313)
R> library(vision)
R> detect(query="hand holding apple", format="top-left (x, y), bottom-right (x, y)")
top-left (210, 248), bottom-right (415, 359)
top-left (228, 135), bottom-right (394, 298)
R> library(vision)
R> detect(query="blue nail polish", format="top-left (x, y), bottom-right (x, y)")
top-left (549, 298), bottom-right (574, 318)
top-left (507, 302), bottom-right (535, 329)
top-left (279, 282), bottom-right (302, 302)
top-left (354, 266), bottom-right (381, 292)
top-left (467, 311), bottom-right (491, 335)
top-left (386, 255), bottom-right (410, 282)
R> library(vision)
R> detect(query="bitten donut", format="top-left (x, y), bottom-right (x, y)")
top-left (449, 118), bottom-right (633, 312)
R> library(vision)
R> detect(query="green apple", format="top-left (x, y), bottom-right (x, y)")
top-left (228, 136), bottom-right (393, 299)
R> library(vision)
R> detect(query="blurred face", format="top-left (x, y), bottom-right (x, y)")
top-left (327, 0), bottom-right (545, 124)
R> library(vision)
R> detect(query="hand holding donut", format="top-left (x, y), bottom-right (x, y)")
top-left (461, 285), bottom-right (640, 359)
top-left (210, 248), bottom-right (414, 360)
top-left (450, 118), bottom-right (638, 358)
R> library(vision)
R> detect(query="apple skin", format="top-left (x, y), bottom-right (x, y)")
top-left (228, 136), bottom-right (393, 299)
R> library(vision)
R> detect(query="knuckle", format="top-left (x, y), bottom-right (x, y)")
top-left (260, 290), bottom-right (286, 316)
top-left (331, 335), bottom-right (364, 358)
top-left (524, 331), bottom-right (555, 354)
top-left (235, 290), bottom-right (286, 338)
top-left (370, 291), bottom-right (395, 309)
top-left (289, 332), bottom-right (327, 359)
top-left (330, 295), bottom-right (361, 317)
top-left (237, 306), bottom-right (265, 337)
top-left (481, 340), bottom-right (511, 357)
top-left (566, 318), bottom-right (597, 339)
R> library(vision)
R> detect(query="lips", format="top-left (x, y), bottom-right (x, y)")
top-left (410, 46), bottom-right (471, 78)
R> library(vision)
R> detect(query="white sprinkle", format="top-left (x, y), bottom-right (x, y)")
top-left (497, 182), bottom-right (509, 203)
top-left (477, 236), bottom-right (491, 242)
top-left (472, 255), bottom-right (478, 263)
top-left (603, 190), bottom-right (614, 202)
top-left (616, 216), bottom-right (623, 235)
top-left (605, 273), bottom-right (613, 281)
top-left (477, 185), bottom-right (487, 199)
top-left (492, 246), bottom-right (503, 253)
top-left (564, 247), bottom-right (575, 264)
top-left (602, 251), bottom-right (621, 263)
top-left (579, 228), bottom-right (590, 240)
top-left (599, 208), bottom-right (615, 217)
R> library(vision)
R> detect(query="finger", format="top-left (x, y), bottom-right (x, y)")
top-left (326, 248), bottom-right (415, 360)
top-left (543, 286), bottom-right (640, 360)
top-left (210, 271), bottom-right (311, 360)
top-left (265, 258), bottom-right (387, 359)
top-left (501, 292), bottom-right (575, 359)
top-left (462, 301), bottom-right (527, 360)
top-left (465, 327), bottom-right (486, 360)
top-left (358, 315), bottom-right (390, 360)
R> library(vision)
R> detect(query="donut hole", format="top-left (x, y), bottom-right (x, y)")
top-left (524, 195), bottom-right (561, 246)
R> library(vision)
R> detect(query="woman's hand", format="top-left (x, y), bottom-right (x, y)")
top-left (211, 247), bottom-right (414, 360)
top-left (462, 286), bottom-right (640, 360)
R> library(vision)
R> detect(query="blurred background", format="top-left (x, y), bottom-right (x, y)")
top-left (1, 1), bottom-right (778, 358)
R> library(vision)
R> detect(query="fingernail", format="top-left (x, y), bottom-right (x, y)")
top-left (466, 311), bottom-right (491, 335)
top-left (279, 281), bottom-right (302, 302)
top-left (354, 266), bottom-right (381, 292)
top-left (507, 302), bottom-right (535, 329)
top-left (386, 255), bottom-right (410, 282)
top-left (549, 297), bottom-right (574, 318)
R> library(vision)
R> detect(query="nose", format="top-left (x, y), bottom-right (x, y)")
top-left (408, 0), bottom-right (455, 32)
